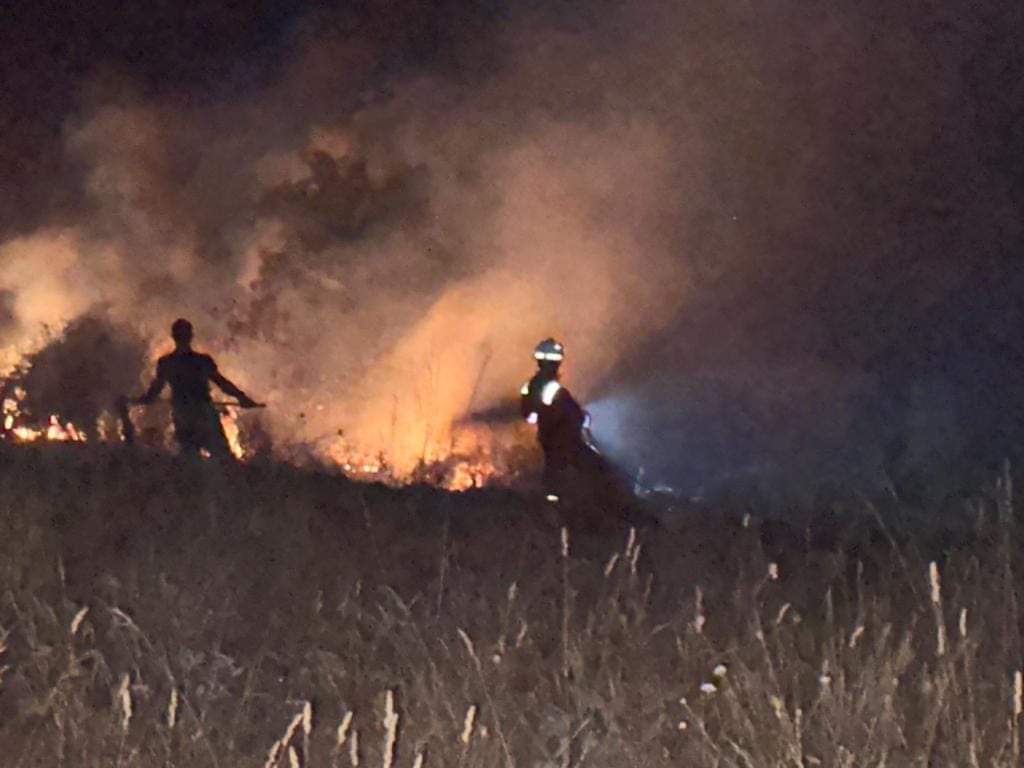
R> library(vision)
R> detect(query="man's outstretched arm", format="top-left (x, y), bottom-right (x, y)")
top-left (210, 370), bottom-right (260, 407)
top-left (132, 372), bottom-right (166, 405)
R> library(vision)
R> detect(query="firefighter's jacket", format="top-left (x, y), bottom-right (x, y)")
top-left (520, 372), bottom-right (587, 462)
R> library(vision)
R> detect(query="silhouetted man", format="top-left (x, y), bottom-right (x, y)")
top-left (132, 318), bottom-right (261, 458)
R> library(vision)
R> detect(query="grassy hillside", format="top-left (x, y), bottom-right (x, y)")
top-left (1, 443), bottom-right (1023, 766)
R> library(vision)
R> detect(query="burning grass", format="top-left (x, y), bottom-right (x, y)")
top-left (1, 443), bottom-right (1024, 766)
top-left (0, 389), bottom-right (516, 490)
top-left (0, 313), bottom-right (527, 491)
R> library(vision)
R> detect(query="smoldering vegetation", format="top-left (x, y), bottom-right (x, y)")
top-left (0, 314), bottom-right (148, 438)
top-left (2, 443), bottom-right (1024, 766)
top-left (1, 0), bottom-right (1022, 487)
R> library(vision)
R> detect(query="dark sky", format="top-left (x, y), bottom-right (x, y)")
top-left (2, 1), bottom-right (275, 230)
top-left (0, 0), bottom-right (505, 231)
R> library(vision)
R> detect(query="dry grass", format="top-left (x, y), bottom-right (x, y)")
top-left (1, 442), bottom-right (1023, 766)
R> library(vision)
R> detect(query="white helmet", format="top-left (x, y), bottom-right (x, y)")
top-left (533, 337), bottom-right (564, 362)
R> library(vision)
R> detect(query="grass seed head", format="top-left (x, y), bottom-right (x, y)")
top-left (70, 605), bottom-right (89, 637)
top-left (693, 585), bottom-right (706, 634)
top-left (336, 710), bottom-right (354, 749)
top-left (515, 620), bottom-right (528, 648)
top-left (460, 704), bottom-right (477, 745)
top-left (630, 543), bottom-right (643, 575)
top-left (302, 700), bottom-right (313, 736)
top-left (264, 740), bottom-right (284, 768)
top-left (929, 561), bottom-right (942, 605)
top-left (167, 687), bottom-right (178, 730)
top-left (1015, 671), bottom-right (1023, 718)
top-left (284, 713), bottom-right (303, 743)
top-left (457, 628), bottom-right (476, 658)
top-left (604, 552), bottom-right (620, 578)
top-left (349, 728), bottom-right (360, 767)
top-left (848, 625), bottom-right (865, 649)
top-left (265, 713), bottom-right (304, 768)
top-left (382, 689), bottom-right (399, 768)
top-left (117, 673), bottom-right (132, 733)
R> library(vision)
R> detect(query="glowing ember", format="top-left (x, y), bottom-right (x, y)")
top-left (11, 414), bottom-right (87, 443)
top-left (323, 438), bottom-right (388, 479)
top-left (3, 398), bottom-right (17, 431)
top-left (447, 460), bottom-right (488, 491)
top-left (318, 426), bottom-right (504, 491)
top-left (2, 396), bottom-right (511, 488)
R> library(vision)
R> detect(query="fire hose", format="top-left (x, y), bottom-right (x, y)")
top-left (581, 425), bottom-right (667, 498)
top-left (459, 399), bottom-right (663, 497)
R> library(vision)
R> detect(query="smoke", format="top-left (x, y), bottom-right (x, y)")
top-left (0, 1), bottom-right (694, 471)
top-left (1, 0), bottom-right (1022, 484)
top-left (586, 365), bottom-right (880, 496)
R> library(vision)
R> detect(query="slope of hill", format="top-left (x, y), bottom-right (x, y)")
top-left (1, 443), bottom-right (1022, 766)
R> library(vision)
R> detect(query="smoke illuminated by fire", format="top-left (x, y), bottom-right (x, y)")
top-left (3, 1), bottom-right (1015, 492)
top-left (0, 2), bottom-right (694, 486)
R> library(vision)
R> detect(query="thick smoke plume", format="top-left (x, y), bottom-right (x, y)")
top-left (2, 1), bottom-right (1022, 489)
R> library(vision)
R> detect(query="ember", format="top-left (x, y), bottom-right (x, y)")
top-left (3, 391), bottom-right (87, 444)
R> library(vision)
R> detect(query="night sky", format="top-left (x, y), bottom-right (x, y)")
top-left (0, 0), bottom-right (501, 231)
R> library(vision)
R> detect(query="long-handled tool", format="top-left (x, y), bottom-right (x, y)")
top-left (115, 396), bottom-right (266, 445)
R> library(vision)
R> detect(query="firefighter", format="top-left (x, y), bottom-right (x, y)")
top-left (519, 338), bottom-right (594, 501)
top-left (130, 318), bottom-right (262, 458)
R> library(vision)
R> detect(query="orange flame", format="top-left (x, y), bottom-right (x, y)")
top-left (2, 344), bottom-right (517, 489)
top-left (220, 408), bottom-right (246, 460)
